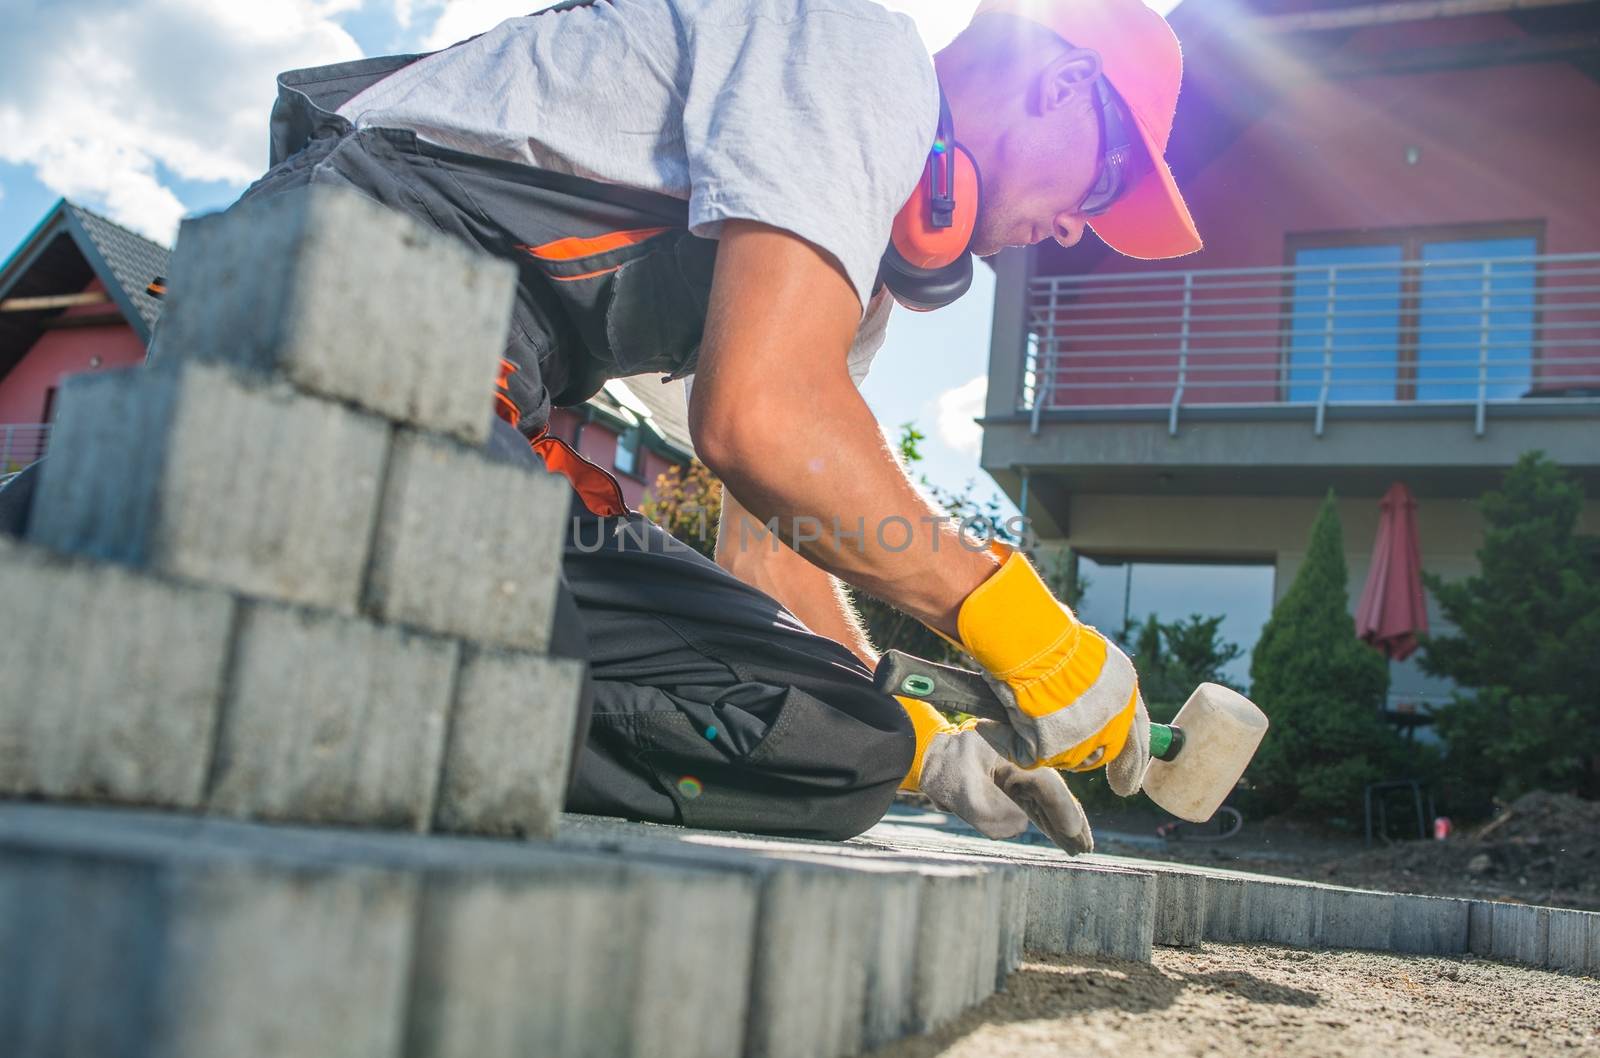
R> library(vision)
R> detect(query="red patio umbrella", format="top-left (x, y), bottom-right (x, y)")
top-left (1356, 482), bottom-right (1430, 661)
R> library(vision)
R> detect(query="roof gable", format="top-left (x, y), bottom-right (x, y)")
top-left (0, 200), bottom-right (170, 380)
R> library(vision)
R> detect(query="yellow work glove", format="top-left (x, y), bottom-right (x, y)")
top-left (897, 696), bottom-right (1093, 854)
top-left (939, 547), bottom-right (1151, 796)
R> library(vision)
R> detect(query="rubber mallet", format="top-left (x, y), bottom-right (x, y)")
top-left (874, 649), bottom-right (1268, 823)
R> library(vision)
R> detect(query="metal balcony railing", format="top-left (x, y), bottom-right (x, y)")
top-left (1021, 252), bottom-right (1600, 436)
top-left (1, 424), bottom-right (51, 470)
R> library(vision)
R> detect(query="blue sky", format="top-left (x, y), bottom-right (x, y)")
top-left (0, 0), bottom-right (1008, 504)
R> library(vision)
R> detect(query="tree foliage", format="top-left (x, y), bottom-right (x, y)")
top-left (637, 458), bottom-right (724, 561)
top-left (1244, 491), bottom-right (1402, 821)
top-left (1419, 452), bottom-right (1600, 809)
top-left (1124, 613), bottom-right (1245, 725)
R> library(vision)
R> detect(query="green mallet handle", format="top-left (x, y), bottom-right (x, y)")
top-left (873, 649), bottom-right (1185, 762)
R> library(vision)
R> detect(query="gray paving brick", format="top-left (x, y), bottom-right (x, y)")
top-left (1317, 889), bottom-right (1395, 952)
top-left (1020, 861), bottom-right (1156, 961)
top-left (557, 817), bottom-right (890, 1058)
top-left (804, 836), bottom-right (1028, 1013)
top-left (405, 863), bottom-right (754, 1058)
top-left (1389, 894), bottom-right (1470, 956)
top-left (0, 538), bottom-right (233, 808)
top-left (1201, 875), bottom-right (1251, 943)
top-left (1545, 908), bottom-right (1595, 974)
top-left (435, 649), bottom-right (586, 838)
top-left (1469, 899), bottom-right (1494, 956)
top-left (28, 362), bottom-right (388, 614)
top-left (1490, 901), bottom-right (1550, 965)
top-left (0, 804), bottom-right (758, 1058)
top-left (155, 186), bottom-right (516, 445)
top-left (902, 864), bottom-right (997, 1034)
top-left (207, 602), bottom-right (457, 830)
top-left (1151, 869), bottom-right (1207, 948)
top-left (1244, 879), bottom-right (1321, 947)
top-left (366, 430), bottom-right (569, 650)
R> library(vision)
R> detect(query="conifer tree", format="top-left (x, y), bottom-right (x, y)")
top-left (1246, 491), bottom-right (1399, 819)
top-left (1421, 452), bottom-right (1600, 807)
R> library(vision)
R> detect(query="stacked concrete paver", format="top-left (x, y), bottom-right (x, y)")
top-left (8, 186), bottom-right (577, 839)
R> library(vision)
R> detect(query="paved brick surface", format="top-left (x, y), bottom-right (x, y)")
top-left (0, 805), bottom-right (758, 1058)
top-left (556, 814), bottom-right (1027, 1057)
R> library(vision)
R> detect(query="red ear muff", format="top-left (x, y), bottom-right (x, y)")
top-left (879, 86), bottom-right (981, 312)
top-left (889, 144), bottom-right (979, 271)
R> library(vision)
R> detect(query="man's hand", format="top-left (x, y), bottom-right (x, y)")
top-left (942, 546), bottom-right (1152, 792)
top-left (899, 696), bottom-right (1092, 854)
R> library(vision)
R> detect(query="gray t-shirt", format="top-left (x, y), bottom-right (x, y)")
top-left (338, 0), bottom-right (940, 385)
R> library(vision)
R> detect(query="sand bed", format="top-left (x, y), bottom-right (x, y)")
top-left (870, 944), bottom-right (1599, 1057)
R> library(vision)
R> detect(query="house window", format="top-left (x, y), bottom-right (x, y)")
top-left (1285, 224), bottom-right (1541, 403)
top-left (613, 425), bottom-right (642, 477)
top-left (1073, 555), bottom-right (1275, 693)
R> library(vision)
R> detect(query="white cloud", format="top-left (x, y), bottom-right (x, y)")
top-left (0, 0), bottom-right (362, 243)
top-left (934, 375), bottom-right (987, 457)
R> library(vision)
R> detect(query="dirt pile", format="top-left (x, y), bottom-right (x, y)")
top-left (1313, 791), bottom-right (1600, 909)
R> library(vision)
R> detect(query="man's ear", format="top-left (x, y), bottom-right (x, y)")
top-left (1035, 47), bottom-right (1102, 115)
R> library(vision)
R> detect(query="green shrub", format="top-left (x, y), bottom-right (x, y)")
top-left (1124, 612), bottom-right (1245, 725)
top-left (1420, 452), bottom-right (1600, 812)
top-left (1244, 491), bottom-right (1401, 822)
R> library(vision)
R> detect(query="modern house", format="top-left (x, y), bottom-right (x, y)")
top-left (981, 0), bottom-right (1600, 713)
top-left (0, 200), bottom-right (694, 508)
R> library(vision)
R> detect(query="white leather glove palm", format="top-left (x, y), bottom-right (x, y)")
top-left (900, 696), bottom-right (1093, 854)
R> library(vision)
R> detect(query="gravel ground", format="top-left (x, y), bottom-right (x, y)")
top-left (868, 945), bottom-right (1600, 1058)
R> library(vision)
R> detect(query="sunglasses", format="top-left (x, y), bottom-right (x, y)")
top-left (1077, 76), bottom-right (1150, 218)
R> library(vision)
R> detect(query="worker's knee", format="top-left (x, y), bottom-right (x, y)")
top-left (807, 693), bottom-right (914, 841)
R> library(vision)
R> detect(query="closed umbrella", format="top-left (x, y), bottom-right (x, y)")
top-left (1356, 482), bottom-right (1430, 661)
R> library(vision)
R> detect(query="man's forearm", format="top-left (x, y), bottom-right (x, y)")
top-left (688, 220), bottom-right (1002, 638)
top-left (718, 491), bottom-right (879, 668)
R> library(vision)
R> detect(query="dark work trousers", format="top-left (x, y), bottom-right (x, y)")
top-left (101, 123), bottom-right (913, 841)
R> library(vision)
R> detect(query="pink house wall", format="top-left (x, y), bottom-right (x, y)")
top-left (0, 279), bottom-right (147, 424)
top-left (544, 405), bottom-right (686, 509)
top-left (1049, 16), bottom-right (1600, 407)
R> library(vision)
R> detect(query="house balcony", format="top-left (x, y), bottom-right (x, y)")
top-left (0, 423), bottom-right (49, 473)
top-left (981, 251), bottom-right (1600, 524)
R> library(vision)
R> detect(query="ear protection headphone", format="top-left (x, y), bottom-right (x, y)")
top-left (879, 89), bottom-right (981, 313)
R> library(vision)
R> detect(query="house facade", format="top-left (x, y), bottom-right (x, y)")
top-left (981, 0), bottom-right (1600, 712)
top-left (0, 200), bottom-right (694, 503)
